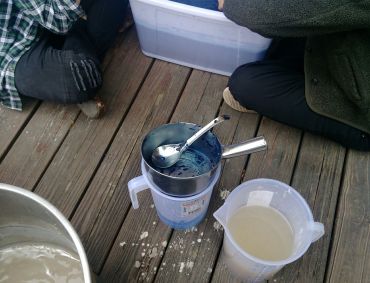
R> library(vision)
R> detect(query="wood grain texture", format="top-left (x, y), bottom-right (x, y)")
top-left (0, 99), bottom-right (38, 160)
top-left (33, 30), bottom-right (152, 216)
top-left (0, 30), bottom-right (126, 164)
top-left (0, 103), bottom-right (78, 189)
top-left (154, 106), bottom-right (260, 283)
top-left (326, 150), bottom-right (370, 283)
top-left (98, 72), bottom-right (229, 282)
top-left (272, 133), bottom-right (345, 282)
top-left (211, 118), bottom-right (302, 282)
top-left (1, 27), bottom-right (366, 283)
top-left (72, 60), bottom-right (191, 274)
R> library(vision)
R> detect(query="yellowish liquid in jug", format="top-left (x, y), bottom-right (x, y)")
top-left (227, 205), bottom-right (294, 261)
top-left (0, 242), bottom-right (84, 283)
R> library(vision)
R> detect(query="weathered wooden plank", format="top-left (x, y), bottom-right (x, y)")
top-left (32, 29), bottom-right (153, 216)
top-left (211, 118), bottom-right (302, 282)
top-left (98, 72), bottom-right (228, 282)
top-left (326, 150), bottom-right (370, 283)
top-left (71, 61), bottom-right (191, 274)
top-left (272, 133), bottom-right (345, 282)
top-left (0, 103), bottom-right (79, 189)
top-left (154, 106), bottom-right (260, 283)
top-left (0, 99), bottom-right (38, 160)
top-left (0, 31), bottom-right (132, 188)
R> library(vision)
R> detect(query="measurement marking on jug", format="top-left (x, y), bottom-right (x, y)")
top-left (182, 197), bottom-right (206, 216)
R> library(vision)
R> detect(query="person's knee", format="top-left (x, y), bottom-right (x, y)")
top-left (66, 53), bottom-right (102, 103)
top-left (228, 63), bottom-right (264, 106)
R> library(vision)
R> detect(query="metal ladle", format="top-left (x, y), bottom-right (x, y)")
top-left (151, 115), bottom-right (230, 168)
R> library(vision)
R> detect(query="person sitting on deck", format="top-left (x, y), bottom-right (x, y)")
top-left (0, 0), bottom-right (128, 119)
top-left (218, 0), bottom-right (370, 151)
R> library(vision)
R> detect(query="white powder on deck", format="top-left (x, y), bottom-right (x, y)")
top-left (119, 242), bottom-right (126, 247)
top-left (207, 268), bottom-right (212, 273)
top-left (220, 189), bottom-right (230, 200)
top-left (134, 261), bottom-right (141, 268)
top-left (213, 221), bottom-right (223, 231)
top-left (179, 262), bottom-right (185, 273)
top-left (149, 247), bottom-right (158, 258)
top-left (140, 231), bottom-right (149, 240)
top-left (186, 261), bottom-right (194, 270)
top-left (161, 241), bottom-right (167, 247)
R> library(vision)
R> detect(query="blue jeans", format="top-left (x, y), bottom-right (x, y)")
top-left (15, 0), bottom-right (128, 104)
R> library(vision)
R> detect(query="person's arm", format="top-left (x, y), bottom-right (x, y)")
top-left (222, 0), bottom-right (370, 37)
top-left (15, 0), bottom-right (85, 34)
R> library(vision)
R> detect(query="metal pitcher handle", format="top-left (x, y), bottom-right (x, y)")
top-left (221, 136), bottom-right (267, 159)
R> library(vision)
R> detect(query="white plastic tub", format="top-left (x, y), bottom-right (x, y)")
top-left (129, 0), bottom-right (272, 76)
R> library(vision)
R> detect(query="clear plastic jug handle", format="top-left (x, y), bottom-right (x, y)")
top-left (128, 175), bottom-right (149, 209)
top-left (213, 204), bottom-right (228, 227)
top-left (310, 222), bottom-right (325, 242)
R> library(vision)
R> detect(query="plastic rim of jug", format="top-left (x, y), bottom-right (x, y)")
top-left (214, 178), bottom-right (325, 266)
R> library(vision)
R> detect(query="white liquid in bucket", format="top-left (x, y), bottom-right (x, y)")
top-left (0, 242), bottom-right (84, 282)
top-left (227, 205), bottom-right (294, 261)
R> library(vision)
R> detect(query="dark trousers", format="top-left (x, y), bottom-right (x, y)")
top-left (14, 0), bottom-right (128, 104)
top-left (228, 38), bottom-right (370, 151)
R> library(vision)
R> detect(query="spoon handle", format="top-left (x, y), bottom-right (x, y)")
top-left (182, 115), bottom-right (230, 153)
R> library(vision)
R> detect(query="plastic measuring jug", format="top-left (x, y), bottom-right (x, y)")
top-left (128, 160), bottom-right (221, 229)
top-left (213, 178), bottom-right (325, 282)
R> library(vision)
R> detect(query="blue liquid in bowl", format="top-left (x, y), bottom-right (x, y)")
top-left (158, 148), bottom-right (216, 177)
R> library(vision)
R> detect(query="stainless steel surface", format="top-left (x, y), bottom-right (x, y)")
top-left (151, 115), bottom-right (229, 168)
top-left (141, 122), bottom-right (267, 197)
top-left (0, 183), bottom-right (92, 283)
top-left (222, 136), bottom-right (267, 159)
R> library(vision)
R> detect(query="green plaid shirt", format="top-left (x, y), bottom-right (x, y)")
top-left (0, 0), bottom-right (84, 110)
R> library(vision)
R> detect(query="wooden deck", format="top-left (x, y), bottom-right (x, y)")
top-left (1, 27), bottom-right (369, 283)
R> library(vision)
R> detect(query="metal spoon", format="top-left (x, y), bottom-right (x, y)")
top-left (151, 115), bottom-right (230, 168)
